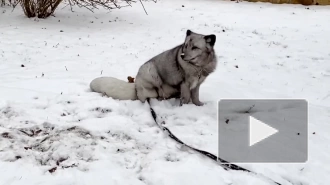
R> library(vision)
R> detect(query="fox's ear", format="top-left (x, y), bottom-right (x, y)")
top-left (204, 34), bottom-right (216, 46)
top-left (186, 29), bottom-right (192, 36)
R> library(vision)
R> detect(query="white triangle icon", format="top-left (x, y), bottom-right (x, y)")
top-left (249, 116), bottom-right (278, 147)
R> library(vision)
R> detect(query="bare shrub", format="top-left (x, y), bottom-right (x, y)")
top-left (15, 0), bottom-right (150, 19)
top-left (20, 0), bottom-right (63, 18)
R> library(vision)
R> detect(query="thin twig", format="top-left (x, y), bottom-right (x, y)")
top-left (139, 0), bottom-right (147, 15)
top-left (245, 104), bottom-right (255, 113)
top-left (124, 0), bottom-right (132, 6)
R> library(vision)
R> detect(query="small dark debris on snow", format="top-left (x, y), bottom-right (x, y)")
top-left (56, 158), bottom-right (67, 166)
top-left (58, 20), bottom-right (60, 22)
top-left (21, 64), bottom-right (25, 67)
top-left (48, 167), bottom-right (57, 173)
top-left (24, 146), bottom-right (32, 150)
top-left (61, 113), bottom-right (67, 117)
top-left (19, 129), bottom-right (35, 137)
top-left (235, 65), bottom-right (239, 68)
top-left (42, 73), bottom-right (44, 77)
top-left (286, 56), bottom-right (290, 58)
top-left (1, 132), bottom-right (12, 139)
top-left (313, 132), bottom-right (316, 135)
top-left (62, 163), bottom-right (78, 169)
top-left (67, 126), bottom-right (77, 131)
top-left (225, 119), bottom-right (229, 124)
top-left (182, 5), bottom-right (185, 7)
top-left (297, 133), bottom-right (300, 135)
top-left (92, 107), bottom-right (112, 113)
top-left (35, 129), bottom-right (42, 135)
top-left (222, 29), bottom-right (225, 32)
top-left (67, 101), bottom-right (71, 104)
top-left (60, 30), bottom-right (63, 32)
top-left (15, 156), bottom-right (22, 160)
top-left (40, 137), bottom-right (49, 143)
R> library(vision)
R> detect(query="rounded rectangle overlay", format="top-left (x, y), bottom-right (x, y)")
top-left (217, 99), bottom-right (308, 163)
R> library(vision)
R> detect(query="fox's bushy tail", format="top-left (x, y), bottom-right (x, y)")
top-left (90, 77), bottom-right (137, 100)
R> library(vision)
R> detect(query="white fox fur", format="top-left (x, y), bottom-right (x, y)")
top-left (90, 77), bottom-right (137, 100)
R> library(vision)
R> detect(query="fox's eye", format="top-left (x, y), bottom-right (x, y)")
top-left (192, 46), bottom-right (199, 50)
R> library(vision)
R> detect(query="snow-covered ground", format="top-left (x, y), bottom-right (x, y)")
top-left (1, 0), bottom-right (330, 184)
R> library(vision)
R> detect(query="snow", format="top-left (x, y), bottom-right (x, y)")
top-left (0, 0), bottom-right (330, 184)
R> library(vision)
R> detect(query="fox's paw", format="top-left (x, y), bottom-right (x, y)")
top-left (193, 101), bottom-right (204, 106)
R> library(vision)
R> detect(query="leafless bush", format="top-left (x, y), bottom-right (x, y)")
top-left (20, 0), bottom-right (63, 18)
top-left (13, 0), bottom-right (151, 18)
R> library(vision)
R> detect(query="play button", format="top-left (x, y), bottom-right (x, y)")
top-left (249, 116), bottom-right (278, 147)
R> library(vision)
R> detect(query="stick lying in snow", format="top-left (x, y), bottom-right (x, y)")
top-left (90, 77), bottom-right (137, 100)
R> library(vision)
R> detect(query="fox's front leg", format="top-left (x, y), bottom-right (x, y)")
top-left (191, 84), bottom-right (204, 106)
top-left (180, 82), bottom-right (191, 106)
